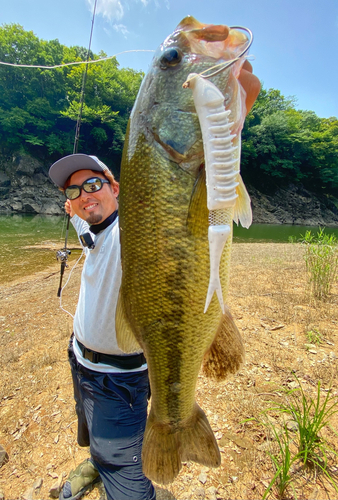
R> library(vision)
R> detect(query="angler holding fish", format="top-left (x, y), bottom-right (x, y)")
top-left (49, 17), bottom-right (259, 500)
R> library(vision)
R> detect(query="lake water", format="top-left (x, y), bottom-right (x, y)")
top-left (1, 214), bottom-right (81, 284)
top-left (233, 223), bottom-right (338, 242)
top-left (1, 214), bottom-right (338, 284)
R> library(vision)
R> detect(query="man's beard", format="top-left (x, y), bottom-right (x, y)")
top-left (85, 212), bottom-right (103, 225)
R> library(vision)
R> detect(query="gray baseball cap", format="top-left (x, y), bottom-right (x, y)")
top-left (49, 153), bottom-right (109, 188)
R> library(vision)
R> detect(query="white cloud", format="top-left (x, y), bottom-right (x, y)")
top-left (153, 0), bottom-right (169, 9)
top-left (113, 24), bottom-right (130, 37)
top-left (86, 0), bottom-right (124, 22)
top-left (86, 0), bottom-right (169, 23)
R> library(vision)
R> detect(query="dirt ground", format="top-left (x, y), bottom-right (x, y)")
top-left (0, 243), bottom-right (337, 500)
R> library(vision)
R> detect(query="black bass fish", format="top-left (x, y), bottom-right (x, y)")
top-left (116, 16), bottom-right (252, 484)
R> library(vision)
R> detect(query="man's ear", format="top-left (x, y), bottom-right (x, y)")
top-left (112, 182), bottom-right (119, 197)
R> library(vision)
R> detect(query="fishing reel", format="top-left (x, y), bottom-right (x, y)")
top-left (56, 239), bottom-right (71, 297)
top-left (56, 248), bottom-right (71, 263)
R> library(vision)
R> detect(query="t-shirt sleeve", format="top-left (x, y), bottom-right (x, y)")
top-left (71, 215), bottom-right (91, 248)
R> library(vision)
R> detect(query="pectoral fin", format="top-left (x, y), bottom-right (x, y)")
top-left (203, 305), bottom-right (245, 380)
top-left (233, 174), bottom-right (252, 229)
top-left (115, 290), bottom-right (142, 353)
top-left (187, 167), bottom-right (208, 237)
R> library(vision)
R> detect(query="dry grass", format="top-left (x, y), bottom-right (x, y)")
top-left (0, 243), bottom-right (337, 500)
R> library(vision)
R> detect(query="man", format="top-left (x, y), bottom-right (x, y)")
top-left (49, 154), bottom-right (156, 500)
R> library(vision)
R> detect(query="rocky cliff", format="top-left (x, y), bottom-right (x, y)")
top-left (0, 154), bottom-right (65, 215)
top-left (250, 184), bottom-right (338, 227)
top-left (1, 154), bottom-right (338, 226)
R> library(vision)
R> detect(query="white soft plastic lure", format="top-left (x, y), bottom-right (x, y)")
top-left (185, 73), bottom-right (251, 313)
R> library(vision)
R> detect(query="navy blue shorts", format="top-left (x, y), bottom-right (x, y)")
top-left (68, 338), bottom-right (156, 500)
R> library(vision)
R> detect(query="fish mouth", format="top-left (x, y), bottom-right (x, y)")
top-left (176, 16), bottom-right (229, 42)
top-left (171, 17), bottom-right (249, 68)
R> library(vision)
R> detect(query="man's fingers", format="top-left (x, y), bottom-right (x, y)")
top-left (238, 67), bottom-right (261, 114)
top-left (64, 200), bottom-right (73, 216)
top-left (242, 59), bottom-right (253, 73)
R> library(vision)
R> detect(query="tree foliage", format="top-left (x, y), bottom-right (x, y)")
top-left (0, 23), bottom-right (143, 174)
top-left (0, 24), bottom-right (337, 195)
top-left (241, 88), bottom-right (338, 196)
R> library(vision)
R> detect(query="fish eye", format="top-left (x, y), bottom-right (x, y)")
top-left (160, 48), bottom-right (183, 69)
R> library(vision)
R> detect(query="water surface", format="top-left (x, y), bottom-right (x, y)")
top-left (1, 215), bottom-right (337, 284)
top-left (233, 223), bottom-right (338, 242)
top-left (1, 214), bottom-right (81, 285)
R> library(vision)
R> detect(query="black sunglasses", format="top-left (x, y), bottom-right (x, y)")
top-left (65, 177), bottom-right (110, 200)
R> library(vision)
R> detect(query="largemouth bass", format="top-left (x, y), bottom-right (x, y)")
top-left (116, 16), bottom-right (252, 484)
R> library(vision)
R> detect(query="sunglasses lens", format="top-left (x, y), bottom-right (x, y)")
top-left (83, 178), bottom-right (103, 193)
top-left (65, 178), bottom-right (105, 200)
top-left (65, 186), bottom-right (81, 200)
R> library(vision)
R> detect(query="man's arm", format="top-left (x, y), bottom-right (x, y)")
top-left (64, 200), bottom-right (90, 242)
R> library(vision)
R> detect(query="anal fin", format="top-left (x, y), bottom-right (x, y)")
top-left (202, 305), bottom-right (245, 380)
top-left (233, 174), bottom-right (252, 228)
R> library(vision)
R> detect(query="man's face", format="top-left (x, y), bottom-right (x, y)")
top-left (68, 169), bottom-right (119, 225)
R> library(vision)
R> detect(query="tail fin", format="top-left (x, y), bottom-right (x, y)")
top-left (179, 404), bottom-right (221, 467)
top-left (142, 404), bottom-right (220, 484)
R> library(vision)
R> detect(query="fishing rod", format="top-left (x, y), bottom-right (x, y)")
top-left (56, 0), bottom-right (98, 297)
top-left (56, 221), bottom-right (71, 297)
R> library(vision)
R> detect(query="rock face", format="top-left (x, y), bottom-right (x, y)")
top-left (249, 184), bottom-right (338, 226)
top-left (0, 154), bottom-right (65, 215)
top-left (0, 154), bottom-right (338, 226)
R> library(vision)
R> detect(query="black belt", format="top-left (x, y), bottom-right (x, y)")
top-left (76, 339), bottom-right (146, 370)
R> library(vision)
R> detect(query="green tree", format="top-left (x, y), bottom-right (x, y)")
top-left (241, 86), bottom-right (338, 196)
top-left (0, 23), bottom-right (143, 171)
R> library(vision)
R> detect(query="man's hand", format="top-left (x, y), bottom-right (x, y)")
top-left (65, 200), bottom-right (75, 218)
top-left (239, 60), bottom-right (261, 115)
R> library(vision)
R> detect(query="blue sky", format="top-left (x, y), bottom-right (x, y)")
top-left (1, 0), bottom-right (337, 118)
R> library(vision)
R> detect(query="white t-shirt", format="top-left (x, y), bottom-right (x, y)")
top-left (71, 214), bottom-right (146, 373)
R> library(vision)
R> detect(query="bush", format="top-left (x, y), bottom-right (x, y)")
top-left (302, 228), bottom-right (338, 300)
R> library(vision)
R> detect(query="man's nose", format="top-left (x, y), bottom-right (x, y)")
top-left (80, 188), bottom-right (92, 200)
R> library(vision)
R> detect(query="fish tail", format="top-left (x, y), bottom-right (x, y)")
top-left (179, 403), bottom-right (221, 467)
top-left (142, 404), bottom-right (221, 484)
top-left (142, 409), bottom-right (181, 485)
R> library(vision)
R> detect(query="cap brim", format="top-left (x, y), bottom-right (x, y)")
top-left (49, 154), bottom-right (105, 188)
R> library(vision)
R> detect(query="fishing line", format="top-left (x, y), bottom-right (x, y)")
top-left (57, 0), bottom-right (99, 300)
top-left (58, 250), bottom-right (85, 318)
top-left (0, 50), bottom-right (155, 69)
top-left (183, 26), bottom-right (254, 87)
top-left (73, 0), bottom-right (98, 155)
